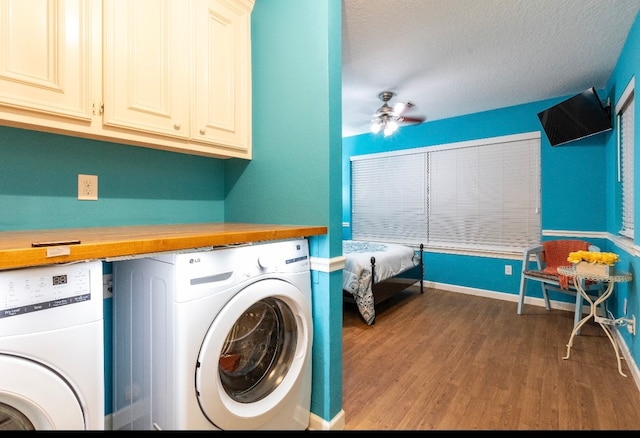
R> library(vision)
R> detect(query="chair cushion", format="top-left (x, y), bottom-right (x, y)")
top-left (523, 269), bottom-right (600, 295)
top-left (523, 269), bottom-right (560, 282)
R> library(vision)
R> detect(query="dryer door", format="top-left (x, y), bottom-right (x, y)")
top-left (195, 278), bottom-right (312, 430)
top-left (0, 355), bottom-right (85, 430)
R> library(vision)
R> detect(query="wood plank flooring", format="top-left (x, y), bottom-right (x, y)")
top-left (342, 286), bottom-right (640, 430)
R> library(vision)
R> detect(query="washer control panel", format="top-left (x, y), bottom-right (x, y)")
top-left (0, 266), bottom-right (92, 319)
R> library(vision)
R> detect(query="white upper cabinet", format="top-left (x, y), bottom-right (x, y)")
top-left (103, 0), bottom-right (190, 139)
top-left (0, 0), bottom-right (254, 159)
top-left (192, 0), bottom-right (252, 151)
top-left (0, 0), bottom-right (101, 126)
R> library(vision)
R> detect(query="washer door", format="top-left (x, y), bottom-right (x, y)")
top-left (195, 278), bottom-right (312, 430)
top-left (0, 355), bottom-right (85, 430)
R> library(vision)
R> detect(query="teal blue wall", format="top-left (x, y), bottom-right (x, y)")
top-left (226, 0), bottom-right (343, 423)
top-left (604, 11), bottom-right (640, 363)
top-left (343, 11), bottom-right (640, 385)
top-left (0, 127), bottom-right (225, 231)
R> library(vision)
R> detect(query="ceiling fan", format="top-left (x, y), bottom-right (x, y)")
top-left (370, 91), bottom-right (425, 136)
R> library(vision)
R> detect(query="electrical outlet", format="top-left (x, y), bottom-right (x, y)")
top-left (103, 273), bottom-right (113, 299)
top-left (505, 265), bottom-right (512, 275)
top-left (627, 315), bottom-right (636, 335)
top-left (78, 174), bottom-right (98, 201)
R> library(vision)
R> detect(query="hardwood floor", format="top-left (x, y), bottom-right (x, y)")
top-left (342, 286), bottom-right (640, 430)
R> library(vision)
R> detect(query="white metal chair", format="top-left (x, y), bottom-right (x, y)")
top-left (517, 240), bottom-right (604, 329)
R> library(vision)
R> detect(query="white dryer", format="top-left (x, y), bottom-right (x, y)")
top-left (112, 239), bottom-right (313, 431)
top-left (0, 260), bottom-right (104, 430)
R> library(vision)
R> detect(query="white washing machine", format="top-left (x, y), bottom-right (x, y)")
top-left (0, 260), bottom-right (104, 430)
top-left (112, 239), bottom-right (313, 431)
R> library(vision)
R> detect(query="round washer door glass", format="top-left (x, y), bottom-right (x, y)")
top-left (0, 355), bottom-right (85, 430)
top-left (0, 402), bottom-right (35, 430)
top-left (219, 297), bottom-right (296, 402)
top-left (195, 278), bottom-right (312, 429)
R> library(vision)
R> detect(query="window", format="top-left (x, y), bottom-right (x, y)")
top-left (617, 77), bottom-right (635, 240)
top-left (351, 151), bottom-right (427, 244)
top-left (350, 133), bottom-right (541, 253)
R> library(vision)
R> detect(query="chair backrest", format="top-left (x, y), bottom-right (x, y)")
top-left (523, 240), bottom-right (599, 275)
top-left (539, 240), bottom-right (594, 275)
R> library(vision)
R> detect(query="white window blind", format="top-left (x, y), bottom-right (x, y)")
top-left (350, 133), bottom-right (541, 252)
top-left (619, 88), bottom-right (635, 239)
top-left (351, 152), bottom-right (427, 244)
top-left (428, 137), bottom-right (540, 251)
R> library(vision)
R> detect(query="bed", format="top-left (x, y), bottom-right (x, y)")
top-left (342, 240), bottom-right (424, 325)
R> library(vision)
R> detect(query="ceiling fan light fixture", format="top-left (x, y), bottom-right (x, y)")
top-left (370, 115), bottom-right (399, 136)
top-left (369, 91), bottom-right (423, 136)
top-left (384, 119), bottom-right (398, 137)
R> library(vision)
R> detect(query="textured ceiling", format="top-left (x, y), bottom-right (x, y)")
top-left (342, 0), bottom-right (640, 137)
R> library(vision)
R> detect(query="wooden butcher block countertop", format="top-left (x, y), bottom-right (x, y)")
top-left (0, 223), bottom-right (328, 270)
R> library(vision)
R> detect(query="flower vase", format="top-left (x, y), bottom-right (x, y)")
top-left (574, 261), bottom-right (613, 277)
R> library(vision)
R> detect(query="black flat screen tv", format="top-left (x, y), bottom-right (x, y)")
top-left (537, 87), bottom-right (612, 146)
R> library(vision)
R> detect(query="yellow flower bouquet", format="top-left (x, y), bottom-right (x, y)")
top-left (567, 250), bottom-right (619, 266)
top-left (567, 250), bottom-right (619, 276)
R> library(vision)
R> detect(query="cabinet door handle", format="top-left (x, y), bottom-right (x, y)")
top-left (199, 128), bottom-right (206, 135)
top-left (174, 123), bottom-right (182, 130)
top-left (93, 102), bottom-right (104, 115)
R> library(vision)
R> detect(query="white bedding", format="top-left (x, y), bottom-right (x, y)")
top-left (342, 240), bottom-right (419, 324)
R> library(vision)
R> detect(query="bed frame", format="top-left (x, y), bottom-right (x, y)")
top-left (343, 244), bottom-right (424, 319)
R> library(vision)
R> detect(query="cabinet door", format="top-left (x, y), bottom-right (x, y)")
top-left (0, 0), bottom-right (99, 123)
top-left (192, 0), bottom-right (253, 154)
top-left (103, 0), bottom-right (190, 139)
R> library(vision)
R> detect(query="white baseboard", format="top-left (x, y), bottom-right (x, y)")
top-left (103, 413), bottom-right (112, 430)
top-left (308, 409), bottom-right (345, 431)
top-left (103, 408), bottom-right (346, 431)
top-left (614, 328), bottom-right (640, 389)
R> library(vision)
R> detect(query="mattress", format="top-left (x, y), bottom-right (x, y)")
top-left (342, 240), bottom-right (418, 324)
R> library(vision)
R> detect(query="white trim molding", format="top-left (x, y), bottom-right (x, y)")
top-left (310, 255), bottom-right (345, 273)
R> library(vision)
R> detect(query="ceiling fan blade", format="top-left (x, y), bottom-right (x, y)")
top-left (398, 116), bottom-right (426, 124)
top-left (393, 101), bottom-right (414, 115)
top-left (370, 91), bottom-right (425, 130)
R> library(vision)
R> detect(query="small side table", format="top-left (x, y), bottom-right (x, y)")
top-left (557, 265), bottom-right (632, 377)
